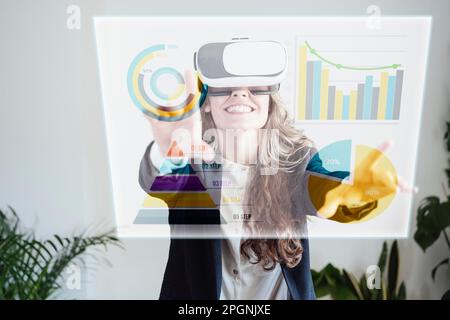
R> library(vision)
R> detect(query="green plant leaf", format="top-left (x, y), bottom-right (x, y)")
top-left (414, 196), bottom-right (442, 251)
top-left (359, 274), bottom-right (371, 299)
top-left (312, 263), bottom-right (344, 299)
top-left (436, 202), bottom-right (450, 229)
top-left (311, 263), bottom-right (361, 300)
top-left (342, 269), bottom-right (363, 300)
top-left (377, 241), bottom-right (388, 275)
top-left (333, 286), bottom-right (358, 300)
top-left (396, 282), bottom-right (406, 300)
top-left (431, 258), bottom-right (449, 281)
top-left (381, 281), bottom-right (388, 300)
top-left (311, 242), bottom-right (408, 301)
top-left (313, 283), bottom-right (330, 298)
top-left (0, 207), bottom-right (122, 299)
top-left (312, 269), bottom-right (328, 291)
top-left (387, 240), bottom-right (399, 299)
top-left (445, 122), bottom-right (450, 151)
top-left (323, 263), bottom-right (341, 286)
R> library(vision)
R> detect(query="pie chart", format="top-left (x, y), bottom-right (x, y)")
top-left (307, 140), bottom-right (397, 223)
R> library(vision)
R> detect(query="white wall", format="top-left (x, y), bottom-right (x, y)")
top-left (0, 0), bottom-right (448, 299)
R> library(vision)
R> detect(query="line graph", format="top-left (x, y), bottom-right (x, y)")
top-left (296, 36), bottom-right (406, 121)
top-left (304, 41), bottom-right (401, 71)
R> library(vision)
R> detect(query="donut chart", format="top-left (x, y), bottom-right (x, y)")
top-left (127, 44), bottom-right (207, 122)
top-left (307, 140), bottom-right (397, 223)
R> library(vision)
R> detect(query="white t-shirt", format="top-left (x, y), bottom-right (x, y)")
top-left (220, 237), bottom-right (290, 300)
top-left (150, 144), bottom-right (291, 300)
top-left (215, 158), bottom-right (290, 300)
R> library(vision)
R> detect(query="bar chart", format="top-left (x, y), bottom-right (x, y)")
top-left (296, 39), bottom-right (405, 121)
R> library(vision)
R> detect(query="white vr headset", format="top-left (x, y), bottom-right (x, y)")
top-left (194, 40), bottom-right (288, 89)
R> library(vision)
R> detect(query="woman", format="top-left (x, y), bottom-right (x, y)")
top-left (138, 66), bottom-right (405, 299)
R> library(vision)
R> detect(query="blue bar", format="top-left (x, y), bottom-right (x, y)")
top-left (385, 76), bottom-right (396, 120)
top-left (342, 95), bottom-right (350, 120)
top-left (363, 75), bottom-right (373, 120)
top-left (312, 61), bottom-right (322, 120)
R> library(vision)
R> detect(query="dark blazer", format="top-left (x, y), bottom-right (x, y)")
top-left (138, 141), bottom-right (354, 300)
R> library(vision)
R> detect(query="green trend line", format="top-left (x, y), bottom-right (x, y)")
top-left (304, 41), bottom-right (401, 71)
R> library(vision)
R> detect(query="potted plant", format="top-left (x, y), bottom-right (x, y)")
top-left (312, 240), bottom-right (406, 300)
top-left (0, 207), bottom-right (122, 299)
top-left (414, 121), bottom-right (450, 300)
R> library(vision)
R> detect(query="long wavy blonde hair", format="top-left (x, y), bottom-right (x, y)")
top-left (201, 93), bottom-right (314, 270)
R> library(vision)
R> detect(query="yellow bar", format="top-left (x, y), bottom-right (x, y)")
top-left (144, 193), bottom-right (216, 208)
top-left (377, 72), bottom-right (389, 119)
top-left (297, 46), bottom-right (307, 120)
top-left (349, 90), bottom-right (357, 120)
top-left (334, 90), bottom-right (343, 120)
top-left (319, 68), bottom-right (329, 120)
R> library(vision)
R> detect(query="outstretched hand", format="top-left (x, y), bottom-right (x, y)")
top-left (144, 70), bottom-right (214, 161)
top-left (318, 140), bottom-right (417, 219)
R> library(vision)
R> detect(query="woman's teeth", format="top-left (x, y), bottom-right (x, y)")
top-left (224, 105), bottom-right (254, 113)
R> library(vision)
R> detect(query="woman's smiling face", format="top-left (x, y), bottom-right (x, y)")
top-left (204, 87), bottom-right (270, 130)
